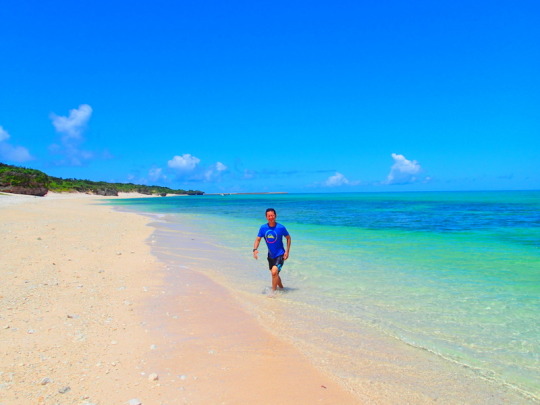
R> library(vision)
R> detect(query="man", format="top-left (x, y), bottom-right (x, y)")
top-left (253, 208), bottom-right (291, 293)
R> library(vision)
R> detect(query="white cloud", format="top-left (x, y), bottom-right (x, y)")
top-left (385, 153), bottom-right (422, 185)
top-left (49, 104), bottom-right (94, 166)
top-left (204, 162), bottom-right (228, 181)
top-left (51, 104), bottom-right (93, 141)
top-left (48, 142), bottom-right (94, 166)
top-left (0, 143), bottom-right (33, 163)
top-left (0, 126), bottom-right (33, 163)
top-left (148, 167), bottom-right (165, 182)
top-left (168, 154), bottom-right (201, 171)
top-left (324, 172), bottom-right (354, 187)
top-left (0, 126), bottom-right (10, 142)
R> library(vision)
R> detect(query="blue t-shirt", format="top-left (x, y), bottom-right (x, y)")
top-left (258, 223), bottom-right (289, 258)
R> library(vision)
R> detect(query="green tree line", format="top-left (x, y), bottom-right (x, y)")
top-left (0, 163), bottom-right (204, 196)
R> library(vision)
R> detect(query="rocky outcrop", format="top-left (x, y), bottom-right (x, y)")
top-left (92, 188), bottom-right (119, 196)
top-left (0, 164), bottom-right (50, 196)
top-left (0, 185), bottom-right (48, 196)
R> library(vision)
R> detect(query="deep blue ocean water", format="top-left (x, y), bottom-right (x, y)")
top-left (111, 191), bottom-right (540, 400)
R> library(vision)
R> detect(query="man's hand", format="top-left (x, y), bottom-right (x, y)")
top-left (253, 237), bottom-right (262, 260)
top-left (284, 235), bottom-right (291, 261)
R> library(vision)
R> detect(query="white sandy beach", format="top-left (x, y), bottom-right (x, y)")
top-left (0, 192), bottom-right (358, 404)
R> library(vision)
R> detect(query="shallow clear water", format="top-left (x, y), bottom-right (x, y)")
top-left (111, 191), bottom-right (540, 400)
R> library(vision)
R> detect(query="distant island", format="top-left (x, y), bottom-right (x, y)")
top-left (205, 192), bottom-right (288, 195)
top-left (0, 163), bottom-right (204, 197)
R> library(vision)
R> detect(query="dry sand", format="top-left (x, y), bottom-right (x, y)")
top-left (0, 193), bottom-right (359, 404)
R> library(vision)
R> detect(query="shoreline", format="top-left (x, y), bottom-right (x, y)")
top-left (132, 204), bottom-right (538, 404)
top-left (0, 193), bottom-right (358, 404)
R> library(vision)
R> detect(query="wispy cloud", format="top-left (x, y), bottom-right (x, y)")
top-left (204, 161), bottom-right (227, 181)
top-left (148, 167), bottom-right (166, 182)
top-left (323, 172), bottom-right (359, 187)
top-left (0, 126), bottom-right (9, 142)
top-left (325, 172), bottom-right (350, 186)
top-left (215, 162), bottom-right (227, 172)
top-left (243, 169), bottom-right (256, 179)
top-left (152, 155), bottom-right (229, 186)
top-left (49, 104), bottom-right (94, 166)
top-left (0, 125), bottom-right (33, 163)
top-left (384, 153), bottom-right (422, 185)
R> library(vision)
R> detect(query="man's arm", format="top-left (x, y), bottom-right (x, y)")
top-left (253, 236), bottom-right (262, 259)
top-left (284, 234), bottom-right (291, 260)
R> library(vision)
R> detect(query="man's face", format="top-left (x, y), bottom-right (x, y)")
top-left (266, 211), bottom-right (276, 223)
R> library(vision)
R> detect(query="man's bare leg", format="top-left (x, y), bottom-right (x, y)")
top-left (271, 266), bottom-right (283, 291)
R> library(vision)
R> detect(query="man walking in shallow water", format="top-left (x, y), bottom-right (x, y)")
top-left (253, 208), bottom-right (291, 293)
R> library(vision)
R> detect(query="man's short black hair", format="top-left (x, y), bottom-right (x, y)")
top-left (266, 208), bottom-right (276, 215)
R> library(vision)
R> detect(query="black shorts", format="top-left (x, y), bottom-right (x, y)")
top-left (268, 255), bottom-right (285, 272)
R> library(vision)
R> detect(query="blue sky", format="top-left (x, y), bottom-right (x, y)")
top-left (1, 0), bottom-right (538, 193)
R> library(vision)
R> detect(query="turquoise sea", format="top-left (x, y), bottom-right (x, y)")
top-left (111, 191), bottom-right (540, 402)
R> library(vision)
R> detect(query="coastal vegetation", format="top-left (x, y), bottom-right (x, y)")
top-left (0, 163), bottom-right (204, 196)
